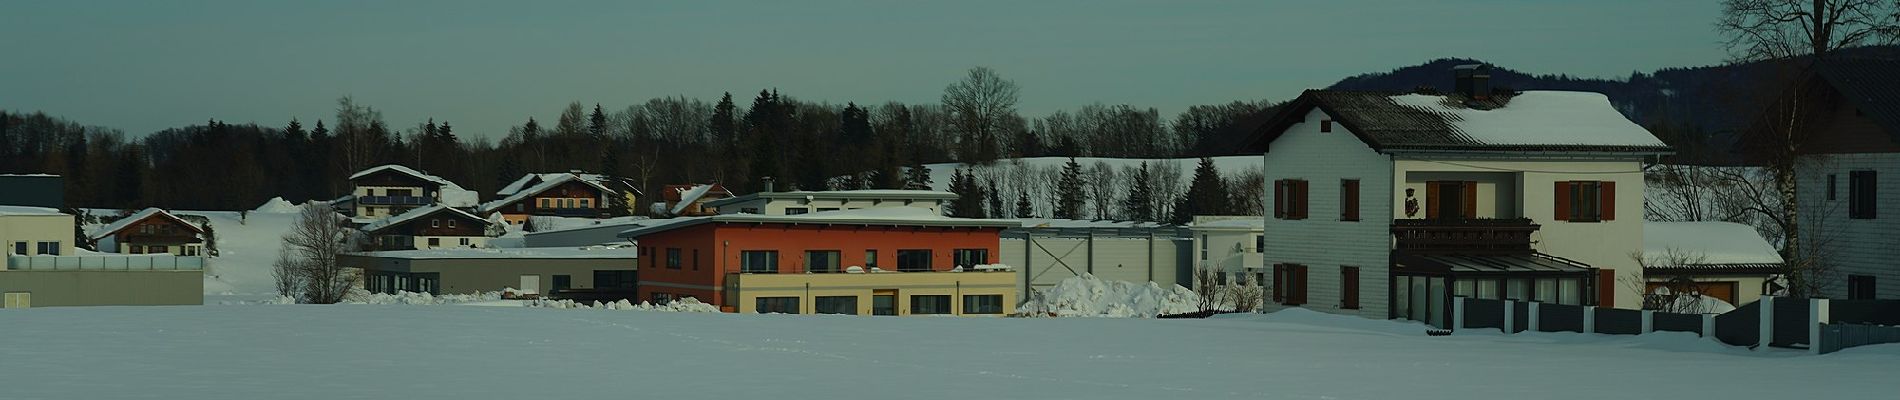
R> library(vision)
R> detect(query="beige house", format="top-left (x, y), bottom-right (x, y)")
top-left (1, 206), bottom-right (203, 307)
top-left (1641, 221), bottom-right (1782, 308)
top-left (724, 269), bottom-right (1016, 316)
top-left (1188, 216), bottom-right (1266, 289)
top-left (340, 247), bottom-right (638, 296)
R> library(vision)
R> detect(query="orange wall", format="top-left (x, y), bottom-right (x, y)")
top-left (633, 222), bottom-right (1003, 306)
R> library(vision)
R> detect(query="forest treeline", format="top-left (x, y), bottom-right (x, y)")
top-left (0, 67), bottom-right (1274, 212)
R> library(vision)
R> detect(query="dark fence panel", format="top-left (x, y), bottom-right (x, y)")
top-left (1511, 303), bottom-right (1531, 333)
top-left (1715, 301), bottom-right (1761, 347)
top-left (1463, 298), bottom-right (1504, 331)
top-left (1539, 303), bottom-right (1585, 333)
top-left (1653, 312), bottom-right (1703, 334)
top-left (1772, 298), bottom-right (1811, 348)
top-left (1820, 324), bottom-right (1900, 354)
top-left (1828, 300), bottom-right (1900, 326)
top-left (1595, 307), bottom-right (1643, 335)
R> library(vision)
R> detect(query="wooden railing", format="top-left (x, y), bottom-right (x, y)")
top-left (1391, 218), bottom-right (1539, 253)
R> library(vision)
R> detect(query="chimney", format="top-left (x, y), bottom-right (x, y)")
top-left (1453, 64), bottom-right (1491, 100)
top-left (761, 176), bottom-right (775, 193)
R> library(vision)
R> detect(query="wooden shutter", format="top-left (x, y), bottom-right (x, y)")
top-left (1291, 265), bottom-right (1309, 305)
top-left (1341, 266), bottom-right (1360, 309)
top-left (1461, 181), bottom-right (1477, 218)
top-left (1596, 269), bottom-right (1616, 308)
top-left (1341, 180), bottom-right (1360, 221)
top-left (1425, 182), bottom-right (1441, 219)
top-left (1273, 180), bottom-right (1286, 219)
top-left (1599, 181), bottom-right (1616, 221)
top-left (1553, 181), bottom-right (1572, 221)
top-left (1294, 180), bottom-right (1310, 219)
top-left (1272, 264), bottom-right (1286, 303)
top-left (1867, 171), bottom-right (1879, 218)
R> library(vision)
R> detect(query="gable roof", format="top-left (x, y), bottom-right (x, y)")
top-left (1817, 58), bottom-right (1900, 142)
top-left (347, 165), bottom-right (480, 208)
top-left (662, 183), bottom-right (731, 202)
top-left (89, 208), bottom-right (204, 240)
top-left (361, 204), bottom-right (488, 234)
top-left (480, 173), bottom-right (617, 214)
top-left (1236, 90), bottom-right (1671, 154)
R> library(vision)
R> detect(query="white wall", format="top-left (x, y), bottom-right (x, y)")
top-left (1798, 153), bottom-right (1900, 299)
top-left (1190, 229), bottom-right (1263, 286)
top-left (1000, 235), bottom-right (1188, 298)
top-left (414, 236), bottom-right (488, 250)
top-left (1392, 158), bottom-right (1649, 308)
top-left (1261, 108), bottom-right (1393, 318)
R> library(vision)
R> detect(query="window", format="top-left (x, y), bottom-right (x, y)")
top-left (129, 245), bottom-right (145, 254)
top-left (741, 251), bottom-right (779, 273)
top-left (1340, 179), bottom-right (1360, 221)
top-left (538, 198), bottom-right (550, 208)
top-left (666, 248), bottom-right (682, 269)
top-left (150, 245), bottom-right (169, 254)
top-left (1273, 179), bottom-right (1309, 220)
top-left (1320, 119), bottom-right (1333, 132)
top-left (1849, 171), bottom-right (1878, 219)
top-left (1272, 264), bottom-right (1307, 305)
top-left (815, 296), bottom-right (858, 315)
top-left (963, 294), bottom-right (1004, 314)
top-left (755, 297), bottom-right (799, 314)
top-left (1828, 174), bottom-right (1839, 201)
top-left (896, 250), bottom-right (932, 272)
top-left (11, 241), bottom-right (23, 255)
top-left (815, 208), bottom-right (839, 212)
top-left (36, 241), bottom-right (59, 256)
top-left (1427, 181), bottom-right (1476, 220)
top-left (552, 275), bottom-right (572, 292)
top-left (864, 250), bottom-right (878, 268)
top-left (1848, 275), bottom-right (1877, 300)
top-left (1341, 266), bottom-right (1360, 309)
top-left (785, 207), bottom-right (809, 215)
top-left (580, 198), bottom-right (591, 208)
top-left (1254, 235), bottom-right (1265, 253)
top-left (447, 220), bottom-right (456, 228)
top-left (594, 270), bottom-right (637, 289)
top-left (806, 250), bottom-right (841, 273)
top-left (872, 294), bottom-right (896, 316)
top-left (430, 219), bottom-right (439, 228)
top-left (910, 295), bottom-right (952, 314)
top-left (1555, 181), bottom-right (1616, 222)
top-left (1200, 235), bottom-right (1209, 260)
top-left (952, 249), bottom-right (988, 268)
top-left (459, 238), bottom-right (470, 246)
top-left (426, 238), bottom-right (439, 247)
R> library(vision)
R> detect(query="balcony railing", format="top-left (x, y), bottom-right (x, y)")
top-left (358, 195), bottom-right (430, 206)
top-left (1391, 218), bottom-right (1539, 253)
top-left (7, 255), bottom-right (206, 271)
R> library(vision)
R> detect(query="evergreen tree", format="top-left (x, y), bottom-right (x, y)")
top-left (1122, 161), bottom-right (1155, 221)
top-left (1014, 191), bottom-right (1034, 218)
top-left (588, 103), bottom-right (608, 137)
top-left (710, 92), bottom-right (737, 142)
top-left (902, 160), bottom-right (932, 190)
top-left (1171, 157), bottom-right (1230, 224)
top-left (986, 179), bottom-right (1004, 218)
top-left (1053, 157), bottom-right (1087, 219)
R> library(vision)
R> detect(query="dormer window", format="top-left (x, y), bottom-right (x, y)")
top-left (1320, 120), bottom-right (1334, 133)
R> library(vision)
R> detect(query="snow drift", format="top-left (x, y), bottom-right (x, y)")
top-left (1018, 274), bottom-right (1200, 318)
top-left (251, 197), bottom-right (301, 213)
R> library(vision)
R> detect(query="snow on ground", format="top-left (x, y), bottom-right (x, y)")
top-left (1019, 274), bottom-right (1201, 317)
top-left (86, 207), bottom-right (303, 296)
top-left (924, 155), bottom-right (1261, 192)
top-left (0, 305), bottom-right (1892, 399)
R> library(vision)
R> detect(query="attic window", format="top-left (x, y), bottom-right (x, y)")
top-left (1320, 120), bottom-right (1334, 133)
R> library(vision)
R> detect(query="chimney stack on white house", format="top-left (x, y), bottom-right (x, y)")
top-left (1454, 63), bottom-right (1492, 100)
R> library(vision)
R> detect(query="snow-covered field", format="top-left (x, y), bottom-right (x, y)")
top-left (0, 305), bottom-right (1891, 399)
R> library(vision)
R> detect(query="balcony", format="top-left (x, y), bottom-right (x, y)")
top-left (358, 195), bottom-right (430, 206)
top-left (1391, 218), bottom-right (1539, 254)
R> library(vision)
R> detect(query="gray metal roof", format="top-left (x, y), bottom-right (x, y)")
top-left (1395, 252), bottom-right (1595, 275)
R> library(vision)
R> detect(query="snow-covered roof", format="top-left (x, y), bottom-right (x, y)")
top-left (670, 184), bottom-right (718, 215)
top-left (702, 189), bottom-right (958, 209)
top-left (0, 205), bottom-right (66, 216)
top-left (480, 173), bottom-right (615, 213)
top-left (350, 246), bottom-right (639, 260)
top-left (1643, 221), bottom-right (1783, 265)
top-left (348, 165), bottom-right (479, 208)
top-left (360, 205), bottom-right (487, 234)
top-left (1239, 90), bottom-right (1671, 154)
top-left (88, 208), bottom-right (204, 240)
top-left (496, 172), bottom-right (622, 197)
top-left (1383, 91), bottom-right (1668, 150)
top-left (1015, 218), bottom-right (1168, 229)
top-left (1189, 219), bottom-right (1264, 231)
top-left (620, 207), bottom-right (1019, 238)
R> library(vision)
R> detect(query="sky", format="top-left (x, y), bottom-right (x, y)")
top-left (0, 0), bottom-right (1730, 139)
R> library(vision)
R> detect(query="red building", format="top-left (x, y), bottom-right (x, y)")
top-left (617, 208), bottom-right (1017, 312)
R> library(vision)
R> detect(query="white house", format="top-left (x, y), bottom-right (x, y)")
top-left (347, 165), bottom-right (479, 221)
top-left (1237, 64), bottom-right (1670, 326)
top-left (1187, 216), bottom-right (1264, 288)
top-left (1781, 58), bottom-right (1900, 300)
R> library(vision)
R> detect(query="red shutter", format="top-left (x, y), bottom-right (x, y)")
top-left (1272, 264), bottom-right (1286, 303)
top-left (1342, 180), bottom-right (1360, 221)
top-left (1341, 266), bottom-right (1360, 309)
top-left (1596, 269), bottom-right (1616, 308)
top-left (1461, 181), bottom-right (1478, 218)
top-left (1273, 180), bottom-right (1286, 219)
top-left (1294, 180), bottom-right (1310, 220)
top-left (1425, 182), bottom-right (1441, 220)
top-left (1553, 182), bottom-right (1572, 221)
top-left (1599, 181), bottom-right (1616, 221)
top-left (1292, 265), bottom-right (1309, 305)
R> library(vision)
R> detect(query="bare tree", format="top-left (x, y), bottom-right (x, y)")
top-left (279, 203), bottom-right (360, 304)
top-left (1192, 266), bottom-right (1229, 313)
top-left (1226, 273), bottom-right (1264, 313)
top-left (1087, 161), bottom-right (1121, 220)
top-left (942, 67), bottom-right (1021, 163)
top-left (270, 246), bottom-right (299, 300)
top-left (1149, 159), bottom-right (1185, 222)
top-left (1226, 166), bottom-right (1267, 216)
top-left (1630, 249), bottom-right (1722, 313)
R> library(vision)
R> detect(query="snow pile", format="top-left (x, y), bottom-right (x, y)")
top-left (526, 297), bottom-right (721, 313)
top-left (344, 290), bottom-right (504, 305)
top-left (251, 197), bottom-right (300, 213)
top-left (1018, 274), bottom-right (1200, 318)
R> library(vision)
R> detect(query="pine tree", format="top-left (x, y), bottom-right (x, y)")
top-left (1171, 157), bottom-right (1230, 224)
top-left (948, 168), bottom-right (988, 218)
top-left (902, 161), bottom-right (932, 190)
top-left (986, 179), bottom-right (1004, 218)
top-left (588, 104), bottom-right (608, 137)
top-left (1122, 161), bottom-right (1154, 222)
top-left (1054, 157), bottom-right (1087, 219)
top-left (1015, 191), bottom-right (1034, 218)
top-left (711, 93), bottom-right (737, 142)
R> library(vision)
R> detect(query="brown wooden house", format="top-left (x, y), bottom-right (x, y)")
top-left (347, 165), bottom-right (479, 220)
top-left (360, 205), bottom-right (491, 251)
top-left (480, 172), bottom-right (638, 225)
top-left (89, 208), bottom-right (207, 256)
